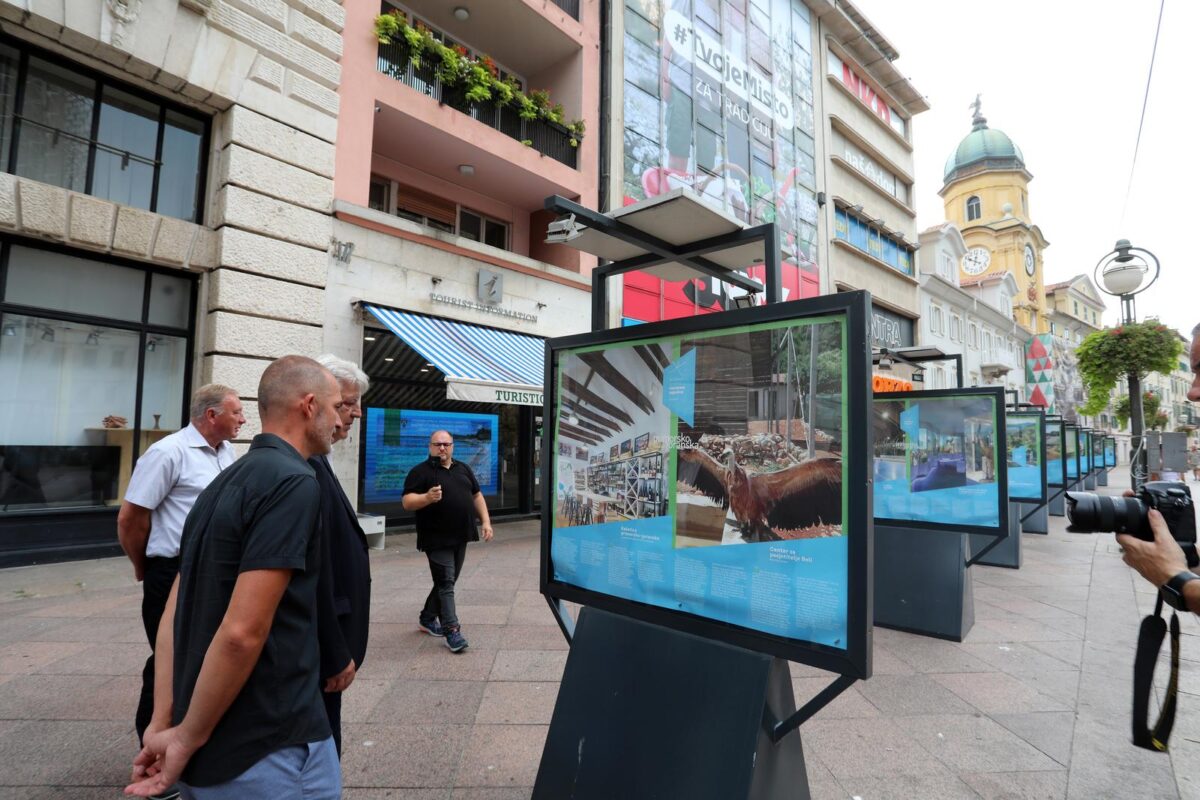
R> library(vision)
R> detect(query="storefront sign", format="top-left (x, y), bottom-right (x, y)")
top-left (833, 130), bottom-right (908, 203)
top-left (827, 51), bottom-right (906, 137)
top-left (430, 293), bottom-right (537, 323)
top-left (871, 306), bottom-right (914, 349)
top-left (446, 381), bottom-right (544, 406)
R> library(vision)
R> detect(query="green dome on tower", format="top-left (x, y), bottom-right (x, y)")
top-left (943, 96), bottom-right (1024, 183)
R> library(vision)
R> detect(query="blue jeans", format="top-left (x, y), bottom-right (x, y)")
top-left (180, 737), bottom-right (340, 799)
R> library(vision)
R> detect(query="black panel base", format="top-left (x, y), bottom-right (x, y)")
top-left (1048, 492), bottom-right (1065, 516)
top-left (1019, 501), bottom-right (1049, 534)
top-left (1084, 474), bottom-right (1097, 490)
top-left (874, 526), bottom-right (974, 641)
top-left (533, 607), bottom-right (808, 800)
top-left (969, 505), bottom-right (1021, 568)
top-left (1097, 470), bottom-right (1109, 487)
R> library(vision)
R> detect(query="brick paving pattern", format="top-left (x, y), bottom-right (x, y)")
top-left (0, 466), bottom-right (1197, 799)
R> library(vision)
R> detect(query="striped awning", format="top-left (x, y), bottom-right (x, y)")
top-left (364, 305), bottom-right (546, 406)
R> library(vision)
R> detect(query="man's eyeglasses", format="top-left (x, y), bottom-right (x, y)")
top-left (432, 442), bottom-right (453, 448)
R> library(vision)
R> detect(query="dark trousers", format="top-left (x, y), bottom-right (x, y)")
top-left (136, 556), bottom-right (180, 742)
top-left (322, 690), bottom-right (343, 757)
top-left (420, 544), bottom-right (467, 629)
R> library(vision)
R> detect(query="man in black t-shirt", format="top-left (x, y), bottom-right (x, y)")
top-left (402, 430), bottom-right (493, 653)
top-left (127, 356), bottom-right (345, 800)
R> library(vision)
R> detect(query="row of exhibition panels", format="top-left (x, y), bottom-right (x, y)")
top-left (536, 291), bottom-right (1123, 683)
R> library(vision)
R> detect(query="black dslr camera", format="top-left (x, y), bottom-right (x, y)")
top-left (1065, 482), bottom-right (1198, 568)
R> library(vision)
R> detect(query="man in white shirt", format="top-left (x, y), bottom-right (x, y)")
top-left (118, 384), bottom-right (243, 752)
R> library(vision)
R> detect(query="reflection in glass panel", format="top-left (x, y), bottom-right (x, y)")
top-left (0, 313), bottom-right (136, 511)
top-left (148, 272), bottom-right (192, 328)
top-left (0, 44), bottom-right (19, 168)
top-left (92, 151), bottom-right (154, 210)
top-left (15, 57), bottom-right (94, 192)
top-left (459, 210), bottom-right (481, 242)
top-left (4, 245), bottom-right (145, 322)
top-left (157, 110), bottom-right (204, 221)
top-left (141, 334), bottom-right (187, 433)
top-left (484, 219), bottom-right (507, 250)
top-left (624, 34), bottom-right (659, 98)
top-left (97, 86), bottom-right (158, 156)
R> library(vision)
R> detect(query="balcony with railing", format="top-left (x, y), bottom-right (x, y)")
top-left (377, 40), bottom-right (577, 170)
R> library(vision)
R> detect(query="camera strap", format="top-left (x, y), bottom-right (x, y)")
top-left (1131, 594), bottom-right (1180, 752)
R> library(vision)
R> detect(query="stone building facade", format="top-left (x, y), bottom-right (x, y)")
top-left (0, 0), bottom-right (345, 563)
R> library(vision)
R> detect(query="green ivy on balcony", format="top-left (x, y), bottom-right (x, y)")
top-left (374, 12), bottom-right (585, 167)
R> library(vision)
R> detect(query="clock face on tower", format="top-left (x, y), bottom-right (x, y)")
top-left (1024, 244), bottom-right (1036, 276)
top-left (962, 247), bottom-right (991, 275)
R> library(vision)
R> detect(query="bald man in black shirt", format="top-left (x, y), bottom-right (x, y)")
top-left (402, 430), bottom-right (493, 653)
top-left (127, 356), bottom-right (345, 800)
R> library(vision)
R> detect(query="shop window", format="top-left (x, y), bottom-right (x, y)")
top-left (966, 196), bottom-right (981, 221)
top-left (0, 38), bottom-right (208, 223)
top-left (0, 240), bottom-right (196, 514)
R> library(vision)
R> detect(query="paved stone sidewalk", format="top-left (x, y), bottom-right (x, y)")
top-left (0, 466), bottom-right (1196, 799)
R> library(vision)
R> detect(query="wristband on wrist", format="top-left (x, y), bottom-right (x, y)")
top-left (1162, 570), bottom-right (1199, 612)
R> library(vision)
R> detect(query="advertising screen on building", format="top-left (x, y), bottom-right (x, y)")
top-left (363, 408), bottom-right (500, 505)
top-left (1105, 437), bottom-right (1117, 468)
top-left (544, 293), bottom-right (871, 676)
top-left (1065, 425), bottom-right (1079, 480)
top-left (872, 389), bottom-right (1007, 532)
top-left (1080, 430), bottom-right (1092, 475)
top-left (620, 0), bottom-right (823, 322)
top-left (1006, 413), bottom-right (1046, 503)
top-left (1046, 419), bottom-right (1065, 487)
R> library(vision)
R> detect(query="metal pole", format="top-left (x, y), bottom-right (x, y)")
top-left (1121, 293), bottom-right (1146, 490)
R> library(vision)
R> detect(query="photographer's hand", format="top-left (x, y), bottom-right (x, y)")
top-left (1116, 509), bottom-right (1187, 588)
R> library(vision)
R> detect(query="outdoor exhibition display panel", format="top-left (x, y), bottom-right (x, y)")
top-left (872, 387), bottom-right (1007, 640)
top-left (536, 292), bottom-right (872, 800)
top-left (1045, 416), bottom-right (1068, 519)
top-left (1081, 429), bottom-right (1096, 490)
top-left (1105, 437), bottom-right (1117, 468)
top-left (974, 412), bottom-right (1046, 565)
top-left (1064, 424), bottom-right (1080, 490)
top-left (1094, 431), bottom-right (1109, 487)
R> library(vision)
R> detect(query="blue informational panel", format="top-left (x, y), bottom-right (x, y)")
top-left (1065, 425), bottom-right (1079, 480)
top-left (1105, 437), bottom-right (1117, 468)
top-left (1006, 412), bottom-right (1047, 503)
top-left (363, 408), bottom-right (500, 504)
top-left (1080, 430), bottom-right (1092, 474)
top-left (1046, 418), bottom-right (1065, 488)
top-left (1092, 432), bottom-right (1105, 470)
top-left (544, 292), bottom-right (872, 677)
top-left (873, 389), bottom-right (1006, 532)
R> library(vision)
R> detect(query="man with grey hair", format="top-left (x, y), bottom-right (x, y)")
top-left (119, 384), bottom-right (244, 764)
top-left (311, 354), bottom-right (372, 755)
top-left (1118, 322), bottom-right (1200, 616)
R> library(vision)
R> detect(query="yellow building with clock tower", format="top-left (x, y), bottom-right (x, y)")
top-left (940, 98), bottom-right (1049, 334)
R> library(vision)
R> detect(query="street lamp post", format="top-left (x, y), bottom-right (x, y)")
top-left (1093, 239), bottom-right (1160, 490)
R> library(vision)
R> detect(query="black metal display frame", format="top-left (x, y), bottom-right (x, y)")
top-left (540, 290), bottom-right (874, 679)
top-left (1080, 429), bottom-right (1094, 478)
top-left (1006, 411), bottom-right (1047, 504)
top-left (1105, 436), bottom-right (1118, 468)
top-left (873, 387), bottom-right (1009, 542)
top-left (1064, 424), bottom-right (1081, 484)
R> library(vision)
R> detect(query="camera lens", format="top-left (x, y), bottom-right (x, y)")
top-left (1065, 491), bottom-right (1146, 535)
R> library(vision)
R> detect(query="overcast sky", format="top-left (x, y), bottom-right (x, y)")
top-left (861, 0), bottom-right (1195, 338)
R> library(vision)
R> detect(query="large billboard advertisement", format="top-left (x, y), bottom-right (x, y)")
top-left (544, 293), bottom-right (871, 676)
top-left (872, 389), bottom-right (1007, 532)
top-left (1006, 413), bottom-right (1046, 503)
top-left (363, 408), bottom-right (500, 505)
top-left (620, 0), bottom-right (822, 322)
top-left (1046, 418), bottom-right (1065, 488)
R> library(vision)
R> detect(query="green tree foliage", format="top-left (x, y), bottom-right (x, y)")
top-left (1113, 391), bottom-right (1170, 431)
top-left (1076, 321), bottom-right (1181, 416)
